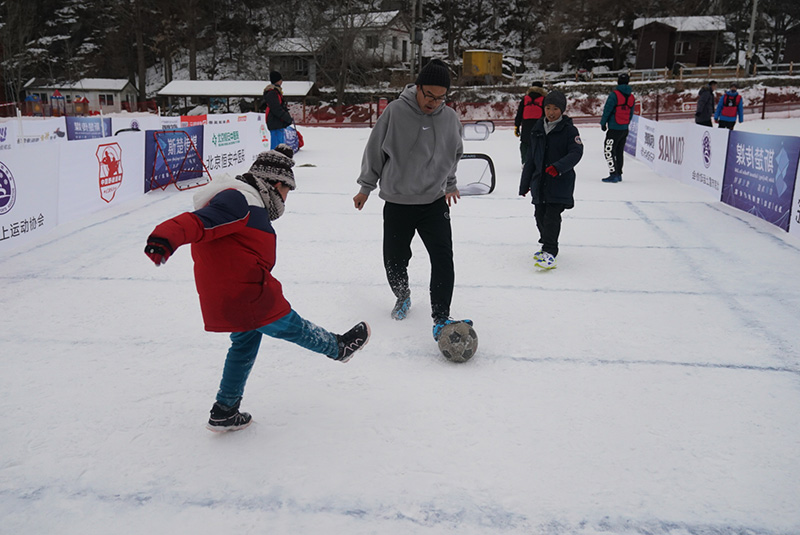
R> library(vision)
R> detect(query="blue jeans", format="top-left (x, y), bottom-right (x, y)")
top-left (216, 310), bottom-right (338, 407)
top-left (269, 128), bottom-right (286, 149)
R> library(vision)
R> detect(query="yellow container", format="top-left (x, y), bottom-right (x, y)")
top-left (463, 50), bottom-right (503, 77)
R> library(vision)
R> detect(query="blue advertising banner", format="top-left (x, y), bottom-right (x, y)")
top-left (144, 126), bottom-right (205, 192)
top-left (721, 130), bottom-right (800, 231)
top-left (624, 114), bottom-right (638, 156)
top-left (66, 117), bottom-right (112, 140)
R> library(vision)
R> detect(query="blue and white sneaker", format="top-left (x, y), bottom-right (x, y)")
top-left (433, 317), bottom-right (474, 341)
top-left (391, 296), bottom-right (411, 320)
top-left (534, 251), bottom-right (557, 270)
top-left (533, 250), bottom-right (545, 262)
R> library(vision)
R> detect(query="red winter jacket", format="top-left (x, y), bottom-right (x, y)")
top-left (150, 180), bottom-right (291, 332)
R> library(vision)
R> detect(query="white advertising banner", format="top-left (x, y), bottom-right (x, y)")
top-left (203, 114), bottom-right (250, 175)
top-left (635, 116), bottom-right (657, 170)
top-left (789, 161), bottom-right (800, 239)
top-left (57, 132), bottom-right (146, 224)
top-left (0, 143), bottom-right (60, 253)
top-left (18, 117), bottom-right (68, 146)
top-left (247, 112), bottom-right (271, 162)
top-left (0, 120), bottom-right (17, 151)
top-left (111, 114), bottom-right (164, 135)
top-left (680, 124), bottom-right (729, 200)
top-left (651, 121), bottom-right (686, 181)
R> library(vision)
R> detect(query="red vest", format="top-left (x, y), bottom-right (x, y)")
top-left (721, 94), bottom-right (741, 118)
top-left (522, 94), bottom-right (544, 120)
top-left (613, 90), bottom-right (635, 125)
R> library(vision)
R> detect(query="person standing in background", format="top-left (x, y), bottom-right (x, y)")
top-left (514, 82), bottom-right (547, 165)
top-left (695, 80), bottom-right (718, 127)
top-left (262, 71), bottom-right (294, 149)
top-left (599, 73), bottom-right (635, 183)
top-left (714, 83), bottom-right (744, 130)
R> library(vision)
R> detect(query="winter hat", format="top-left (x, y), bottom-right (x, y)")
top-left (249, 144), bottom-right (296, 190)
top-left (531, 81), bottom-right (544, 88)
top-left (618, 73), bottom-right (630, 85)
top-left (237, 144), bottom-right (296, 220)
top-left (269, 71), bottom-right (282, 84)
top-left (542, 90), bottom-right (567, 113)
top-left (415, 59), bottom-right (451, 90)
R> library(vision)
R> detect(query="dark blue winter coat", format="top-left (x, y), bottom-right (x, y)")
top-left (519, 115), bottom-right (583, 208)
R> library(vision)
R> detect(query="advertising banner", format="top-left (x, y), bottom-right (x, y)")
top-left (180, 115), bottom-right (207, 127)
top-left (789, 162), bottom-right (800, 239)
top-left (651, 121), bottom-right (687, 181)
top-left (66, 117), bottom-right (113, 140)
top-left (0, 144), bottom-right (60, 253)
top-left (18, 117), bottom-right (68, 146)
top-left (248, 112), bottom-right (270, 161)
top-left (111, 114), bottom-right (163, 136)
top-left (680, 125), bottom-right (729, 199)
top-left (203, 115), bottom-right (249, 175)
top-left (624, 114), bottom-right (638, 156)
top-left (721, 130), bottom-right (800, 231)
top-left (0, 120), bottom-right (17, 151)
top-left (144, 126), bottom-right (205, 191)
top-left (634, 116), bottom-right (656, 170)
top-left (58, 133), bottom-right (147, 224)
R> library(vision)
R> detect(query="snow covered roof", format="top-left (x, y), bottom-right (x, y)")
top-left (633, 16), bottom-right (726, 32)
top-left (157, 80), bottom-right (315, 98)
top-left (266, 37), bottom-right (326, 55)
top-left (334, 10), bottom-right (405, 29)
top-left (24, 78), bottom-right (136, 92)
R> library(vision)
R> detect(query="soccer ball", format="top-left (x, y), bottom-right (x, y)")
top-left (437, 321), bottom-right (478, 363)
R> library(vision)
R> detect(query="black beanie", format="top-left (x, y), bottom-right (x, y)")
top-left (542, 90), bottom-right (567, 113)
top-left (270, 71), bottom-right (282, 84)
top-left (416, 59), bottom-right (451, 90)
top-left (618, 73), bottom-right (630, 85)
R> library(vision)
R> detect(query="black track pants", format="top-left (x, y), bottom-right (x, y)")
top-left (383, 197), bottom-right (454, 320)
top-left (534, 203), bottom-right (566, 257)
top-left (603, 128), bottom-right (628, 176)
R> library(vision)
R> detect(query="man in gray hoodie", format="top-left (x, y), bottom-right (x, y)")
top-left (353, 59), bottom-right (471, 341)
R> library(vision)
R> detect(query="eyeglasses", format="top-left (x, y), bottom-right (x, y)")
top-left (420, 87), bottom-right (447, 103)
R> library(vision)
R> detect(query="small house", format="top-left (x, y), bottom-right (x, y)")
top-left (23, 78), bottom-right (139, 113)
top-left (633, 16), bottom-right (726, 70)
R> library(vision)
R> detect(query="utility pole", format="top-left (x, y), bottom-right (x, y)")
top-left (410, 0), bottom-right (417, 80)
top-left (745, 0), bottom-right (759, 75)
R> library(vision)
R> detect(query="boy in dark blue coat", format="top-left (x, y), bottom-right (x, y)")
top-left (518, 90), bottom-right (584, 270)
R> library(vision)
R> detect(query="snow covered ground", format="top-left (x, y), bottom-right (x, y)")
top-left (1, 117), bottom-right (799, 535)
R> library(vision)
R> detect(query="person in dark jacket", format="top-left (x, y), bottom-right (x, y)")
top-left (519, 90), bottom-right (584, 270)
top-left (714, 83), bottom-right (744, 130)
top-left (144, 145), bottom-right (370, 433)
top-left (695, 80), bottom-right (717, 127)
top-left (262, 71), bottom-right (294, 149)
top-left (514, 82), bottom-right (547, 164)
top-left (600, 73), bottom-right (635, 183)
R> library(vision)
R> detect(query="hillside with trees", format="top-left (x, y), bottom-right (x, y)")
top-left (1, 0), bottom-right (798, 104)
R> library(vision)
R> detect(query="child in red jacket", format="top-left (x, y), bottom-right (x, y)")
top-left (145, 145), bottom-right (370, 432)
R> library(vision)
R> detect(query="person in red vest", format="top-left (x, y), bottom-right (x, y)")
top-left (514, 82), bottom-right (547, 164)
top-left (714, 83), bottom-right (744, 130)
top-left (599, 73), bottom-right (635, 183)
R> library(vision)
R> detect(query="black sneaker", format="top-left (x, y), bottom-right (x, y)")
top-left (206, 400), bottom-right (252, 433)
top-left (335, 322), bottom-right (371, 362)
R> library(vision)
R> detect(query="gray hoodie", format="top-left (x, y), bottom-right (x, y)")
top-left (357, 84), bottom-right (464, 205)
